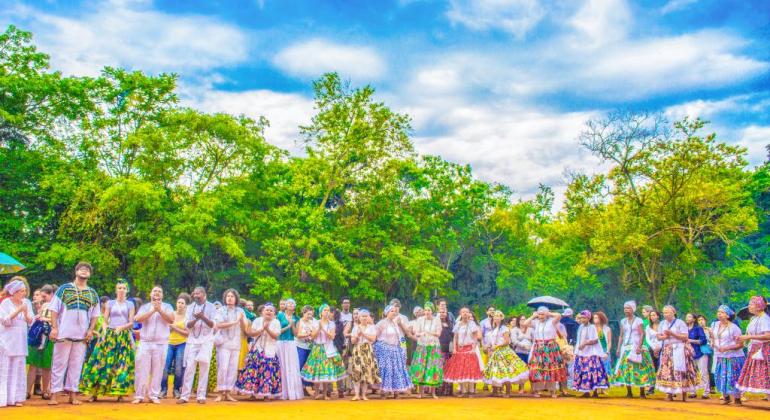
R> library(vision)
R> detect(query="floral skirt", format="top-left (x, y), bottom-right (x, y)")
top-left (300, 344), bottom-right (346, 383)
top-left (736, 342), bottom-right (770, 394)
top-left (483, 345), bottom-right (529, 386)
top-left (409, 345), bottom-right (443, 387)
top-left (444, 345), bottom-right (483, 383)
top-left (192, 347), bottom-right (217, 393)
top-left (612, 348), bottom-right (656, 387)
top-left (79, 328), bottom-right (135, 396)
top-left (235, 349), bottom-right (282, 397)
top-left (715, 356), bottom-right (745, 397)
top-left (528, 339), bottom-right (567, 384)
top-left (572, 355), bottom-right (609, 392)
top-left (374, 341), bottom-right (413, 392)
top-left (350, 343), bottom-right (381, 385)
top-left (655, 344), bottom-right (699, 394)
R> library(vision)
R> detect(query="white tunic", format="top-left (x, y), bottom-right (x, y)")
top-left (531, 318), bottom-right (558, 341)
top-left (453, 320), bottom-right (480, 347)
top-left (412, 316), bottom-right (441, 347)
top-left (619, 317), bottom-right (644, 347)
top-left (185, 301), bottom-right (217, 344)
top-left (0, 299), bottom-right (33, 356)
top-left (659, 318), bottom-right (687, 346)
top-left (574, 324), bottom-right (604, 357)
top-left (352, 324), bottom-right (377, 345)
top-left (215, 306), bottom-right (244, 350)
top-left (710, 321), bottom-right (743, 358)
top-left (137, 302), bottom-right (174, 344)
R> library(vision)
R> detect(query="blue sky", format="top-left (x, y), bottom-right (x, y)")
top-left (2, 0), bottom-right (769, 200)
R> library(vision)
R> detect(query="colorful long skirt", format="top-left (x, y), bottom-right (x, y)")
top-left (192, 347), bottom-right (217, 393)
top-left (736, 342), bottom-right (770, 394)
top-left (714, 356), bottom-right (745, 397)
top-left (483, 346), bottom-right (529, 386)
top-left (612, 347), bottom-right (656, 387)
top-left (235, 349), bottom-right (282, 397)
top-left (374, 341), bottom-right (413, 392)
top-left (409, 345), bottom-right (444, 387)
top-left (79, 328), bottom-right (135, 396)
top-left (27, 340), bottom-right (54, 369)
top-left (528, 339), bottom-right (567, 384)
top-left (297, 346), bottom-right (312, 386)
top-left (300, 344), bottom-right (346, 383)
top-left (572, 355), bottom-right (609, 392)
top-left (655, 344), bottom-right (699, 394)
top-left (350, 343), bottom-right (381, 385)
top-left (444, 345), bottom-right (483, 383)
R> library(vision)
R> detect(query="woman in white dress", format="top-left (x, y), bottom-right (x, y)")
top-left (0, 278), bottom-right (34, 407)
top-left (214, 289), bottom-right (246, 402)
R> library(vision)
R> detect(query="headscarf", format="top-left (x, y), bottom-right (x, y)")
top-left (3, 280), bottom-right (25, 295)
top-left (750, 296), bottom-right (767, 311)
top-left (285, 298), bottom-right (296, 307)
top-left (717, 305), bottom-right (735, 319)
top-left (580, 310), bottom-right (592, 320)
top-left (264, 302), bottom-right (276, 312)
top-left (359, 309), bottom-right (370, 317)
top-left (318, 303), bottom-right (330, 316)
top-left (623, 300), bottom-right (637, 312)
top-left (537, 306), bottom-right (549, 314)
top-left (115, 278), bottom-right (130, 292)
top-left (383, 304), bottom-right (394, 316)
top-left (424, 301), bottom-right (435, 312)
top-left (413, 306), bottom-right (422, 316)
top-left (563, 308), bottom-right (573, 316)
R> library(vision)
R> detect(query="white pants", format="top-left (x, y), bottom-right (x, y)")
top-left (0, 352), bottom-right (26, 407)
top-left (215, 347), bottom-right (240, 392)
top-left (276, 341), bottom-right (304, 400)
top-left (50, 340), bottom-right (87, 393)
top-left (134, 342), bottom-right (168, 401)
top-left (696, 355), bottom-right (710, 395)
top-left (180, 342), bottom-right (211, 401)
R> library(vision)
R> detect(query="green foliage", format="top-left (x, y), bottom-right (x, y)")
top-left (1, 26), bottom-right (768, 320)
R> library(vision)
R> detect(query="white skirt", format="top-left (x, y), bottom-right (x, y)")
top-left (276, 341), bottom-right (304, 400)
top-left (0, 350), bottom-right (26, 407)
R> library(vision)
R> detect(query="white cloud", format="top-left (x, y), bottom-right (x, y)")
top-left (736, 125), bottom-right (770, 166)
top-left (446, 0), bottom-right (546, 39)
top-left (5, 0), bottom-right (248, 76)
top-left (272, 39), bottom-right (385, 81)
top-left (664, 94), bottom-right (754, 121)
top-left (185, 89), bottom-right (315, 155)
top-left (660, 0), bottom-right (699, 15)
top-left (568, 0), bottom-right (631, 48)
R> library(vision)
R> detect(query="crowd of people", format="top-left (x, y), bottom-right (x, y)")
top-left (1, 262), bottom-right (769, 409)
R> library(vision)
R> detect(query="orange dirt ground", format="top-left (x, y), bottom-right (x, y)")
top-left (8, 392), bottom-right (769, 420)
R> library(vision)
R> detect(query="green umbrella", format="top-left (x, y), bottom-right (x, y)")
top-left (0, 252), bottom-right (26, 274)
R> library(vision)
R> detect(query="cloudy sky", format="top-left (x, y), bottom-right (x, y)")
top-left (2, 0), bottom-right (769, 200)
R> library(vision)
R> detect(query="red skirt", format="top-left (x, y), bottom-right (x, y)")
top-left (444, 345), bottom-right (483, 383)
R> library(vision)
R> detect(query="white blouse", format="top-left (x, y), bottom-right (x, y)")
top-left (747, 313), bottom-right (770, 346)
top-left (295, 318), bottom-right (317, 350)
top-left (645, 324), bottom-right (661, 351)
top-left (659, 318), bottom-right (687, 346)
top-left (376, 319), bottom-right (402, 346)
top-left (619, 317), bottom-right (644, 347)
top-left (252, 317), bottom-right (281, 358)
top-left (0, 299), bottom-right (33, 356)
top-left (531, 318), bottom-right (558, 341)
top-left (575, 324), bottom-right (604, 357)
top-left (710, 321), bottom-right (744, 358)
top-left (485, 325), bottom-right (509, 347)
top-left (412, 316), bottom-right (441, 347)
top-left (352, 324), bottom-right (377, 345)
top-left (453, 320), bottom-right (480, 347)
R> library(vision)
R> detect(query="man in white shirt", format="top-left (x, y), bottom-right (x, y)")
top-left (339, 297), bottom-right (353, 325)
top-left (177, 286), bottom-right (216, 404)
top-left (48, 262), bottom-right (100, 406)
top-left (133, 286), bottom-right (175, 404)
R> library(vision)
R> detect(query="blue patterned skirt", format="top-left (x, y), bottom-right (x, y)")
top-left (236, 349), bottom-right (282, 397)
top-left (572, 355), bottom-right (609, 392)
top-left (374, 341), bottom-right (413, 392)
top-left (714, 356), bottom-right (744, 397)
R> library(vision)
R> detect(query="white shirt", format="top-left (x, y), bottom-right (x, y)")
top-left (185, 301), bottom-right (217, 344)
top-left (747, 313), bottom-right (770, 346)
top-left (531, 318), bottom-right (558, 340)
top-left (645, 324), bottom-right (662, 351)
top-left (137, 302), bottom-right (174, 344)
top-left (215, 306), bottom-right (244, 350)
top-left (575, 324), bottom-right (604, 357)
top-left (0, 298), bottom-right (33, 356)
top-left (620, 316), bottom-right (644, 347)
top-left (49, 283), bottom-right (100, 340)
top-left (295, 318), bottom-right (318, 350)
top-left (412, 316), bottom-right (441, 347)
top-left (485, 325), bottom-right (509, 347)
top-left (453, 320), bottom-right (480, 347)
top-left (660, 318), bottom-right (687, 347)
top-left (710, 321), bottom-right (743, 358)
top-left (252, 317), bottom-right (281, 358)
top-left (511, 327), bottom-right (532, 353)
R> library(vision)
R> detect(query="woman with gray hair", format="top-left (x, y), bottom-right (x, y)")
top-left (522, 306), bottom-right (566, 398)
top-left (655, 305), bottom-right (698, 402)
